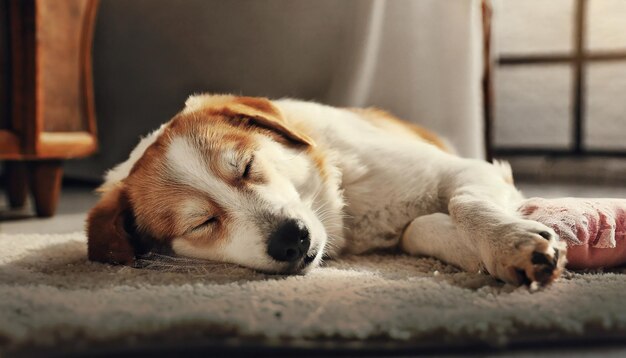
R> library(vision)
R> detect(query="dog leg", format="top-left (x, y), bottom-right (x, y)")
top-left (441, 160), bottom-right (567, 286)
top-left (401, 213), bottom-right (483, 273)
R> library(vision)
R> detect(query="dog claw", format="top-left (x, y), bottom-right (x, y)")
top-left (532, 265), bottom-right (555, 284)
top-left (514, 268), bottom-right (532, 286)
top-left (526, 250), bottom-right (562, 287)
top-left (508, 251), bottom-right (561, 287)
top-left (531, 251), bottom-right (553, 266)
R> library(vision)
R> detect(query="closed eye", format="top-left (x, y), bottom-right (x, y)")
top-left (242, 155), bottom-right (254, 179)
top-left (192, 216), bottom-right (217, 232)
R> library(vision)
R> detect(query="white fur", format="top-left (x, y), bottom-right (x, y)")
top-left (104, 95), bottom-right (566, 284)
top-left (166, 134), bottom-right (332, 273)
top-left (274, 98), bottom-right (566, 284)
top-left (165, 137), bottom-right (240, 206)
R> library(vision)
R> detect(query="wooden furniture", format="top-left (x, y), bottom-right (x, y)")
top-left (1, 0), bottom-right (99, 217)
top-left (481, 0), bottom-right (494, 162)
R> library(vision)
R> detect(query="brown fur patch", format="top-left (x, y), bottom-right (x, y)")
top-left (349, 107), bottom-right (452, 153)
top-left (175, 194), bottom-right (232, 250)
top-left (307, 146), bottom-right (329, 182)
top-left (234, 96), bottom-right (282, 118)
top-left (125, 170), bottom-right (232, 247)
top-left (86, 185), bottom-right (136, 265)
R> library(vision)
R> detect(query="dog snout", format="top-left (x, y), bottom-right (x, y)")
top-left (267, 219), bottom-right (310, 262)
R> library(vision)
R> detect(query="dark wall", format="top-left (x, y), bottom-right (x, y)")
top-left (66, 0), bottom-right (355, 181)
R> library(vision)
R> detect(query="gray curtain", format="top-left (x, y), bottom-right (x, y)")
top-left (66, 0), bottom-right (485, 181)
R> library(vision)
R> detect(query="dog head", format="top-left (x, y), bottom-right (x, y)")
top-left (87, 94), bottom-right (343, 273)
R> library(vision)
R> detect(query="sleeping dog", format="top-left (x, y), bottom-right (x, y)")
top-left (87, 94), bottom-right (567, 286)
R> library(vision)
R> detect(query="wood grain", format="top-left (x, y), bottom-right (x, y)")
top-left (1, 0), bottom-right (99, 217)
top-left (0, 130), bottom-right (96, 160)
top-left (38, 132), bottom-right (97, 158)
top-left (29, 160), bottom-right (63, 217)
top-left (4, 161), bottom-right (28, 208)
top-left (0, 1), bottom-right (9, 131)
top-left (0, 130), bottom-right (21, 159)
top-left (38, 0), bottom-right (86, 132)
top-left (8, 0), bottom-right (37, 154)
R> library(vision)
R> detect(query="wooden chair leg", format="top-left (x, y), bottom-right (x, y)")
top-left (4, 161), bottom-right (29, 208)
top-left (29, 160), bottom-right (63, 217)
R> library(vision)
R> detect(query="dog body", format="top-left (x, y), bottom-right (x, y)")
top-left (88, 94), bottom-right (566, 286)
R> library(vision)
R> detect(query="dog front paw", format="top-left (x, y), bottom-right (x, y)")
top-left (482, 220), bottom-right (567, 287)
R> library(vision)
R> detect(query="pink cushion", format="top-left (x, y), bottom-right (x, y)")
top-left (519, 197), bottom-right (626, 269)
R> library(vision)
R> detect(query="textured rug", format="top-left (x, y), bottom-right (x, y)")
top-left (1, 232), bottom-right (626, 355)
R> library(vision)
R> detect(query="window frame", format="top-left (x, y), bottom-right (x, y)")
top-left (488, 0), bottom-right (626, 159)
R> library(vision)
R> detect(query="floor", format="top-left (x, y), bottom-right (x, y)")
top-left (2, 181), bottom-right (626, 357)
top-left (0, 183), bottom-right (99, 234)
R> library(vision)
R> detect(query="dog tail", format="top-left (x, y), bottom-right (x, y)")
top-left (493, 159), bottom-right (514, 185)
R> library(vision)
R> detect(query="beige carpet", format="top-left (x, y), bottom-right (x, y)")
top-left (1, 232), bottom-right (626, 355)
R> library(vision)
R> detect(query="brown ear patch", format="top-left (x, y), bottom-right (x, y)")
top-left (234, 96), bottom-right (281, 118)
top-left (86, 186), bottom-right (139, 265)
top-left (184, 94), bottom-right (315, 147)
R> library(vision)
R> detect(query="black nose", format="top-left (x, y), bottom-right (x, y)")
top-left (267, 219), bottom-right (310, 262)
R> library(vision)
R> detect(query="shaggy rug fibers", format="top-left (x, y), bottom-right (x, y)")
top-left (1, 232), bottom-right (626, 355)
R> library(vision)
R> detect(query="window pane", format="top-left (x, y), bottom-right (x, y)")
top-left (494, 66), bottom-right (572, 148)
top-left (585, 62), bottom-right (626, 150)
top-left (496, 0), bottom-right (574, 54)
top-left (587, 0), bottom-right (626, 51)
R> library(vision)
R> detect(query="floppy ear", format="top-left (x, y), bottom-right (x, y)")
top-left (86, 185), bottom-right (144, 265)
top-left (185, 94), bottom-right (315, 147)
